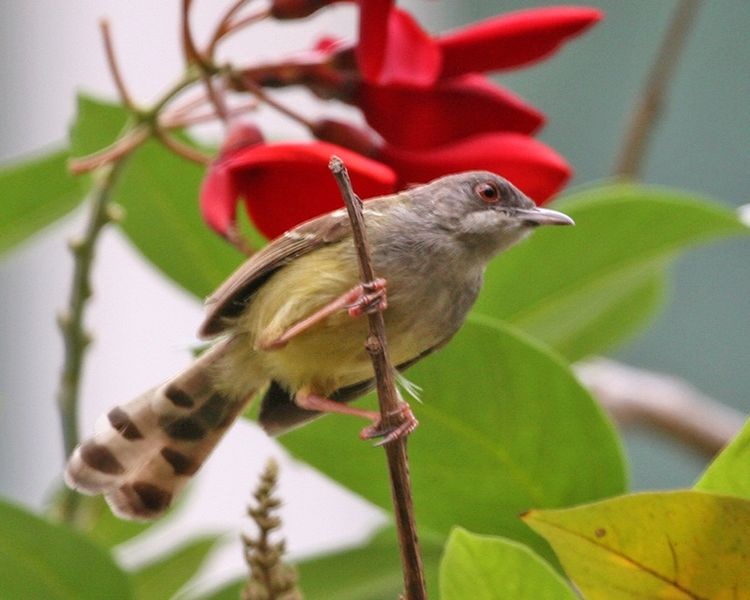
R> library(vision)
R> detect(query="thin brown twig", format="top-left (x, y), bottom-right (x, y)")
top-left (221, 8), bottom-right (272, 41)
top-left (207, 0), bottom-right (252, 56)
top-left (99, 19), bottom-right (137, 111)
top-left (181, 0), bottom-right (201, 65)
top-left (329, 156), bottom-right (427, 600)
top-left (153, 129), bottom-right (212, 165)
top-left (68, 126), bottom-right (150, 175)
top-left (160, 100), bottom-right (259, 129)
top-left (242, 76), bottom-right (315, 129)
top-left (613, 0), bottom-right (701, 178)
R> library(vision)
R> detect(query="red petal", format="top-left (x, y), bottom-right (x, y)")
top-left (358, 6), bottom-right (441, 86)
top-left (355, 74), bottom-right (544, 150)
top-left (438, 6), bottom-right (604, 78)
top-left (200, 160), bottom-right (241, 236)
top-left (379, 133), bottom-right (571, 203)
top-left (228, 142), bottom-right (396, 239)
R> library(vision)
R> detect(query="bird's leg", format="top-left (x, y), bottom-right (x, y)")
top-left (258, 278), bottom-right (387, 350)
top-left (295, 389), bottom-right (418, 445)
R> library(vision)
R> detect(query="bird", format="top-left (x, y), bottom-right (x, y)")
top-left (64, 170), bottom-right (574, 520)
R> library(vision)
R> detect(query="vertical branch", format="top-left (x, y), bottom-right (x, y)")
top-left (329, 157), bottom-right (427, 600)
top-left (55, 163), bottom-right (123, 524)
top-left (613, 0), bottom-right (701, 178)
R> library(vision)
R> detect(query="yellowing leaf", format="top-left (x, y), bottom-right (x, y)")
top-left (695, 416), bottom-right (750, 500)
top-left (524, 491), bottom-right (750, 600)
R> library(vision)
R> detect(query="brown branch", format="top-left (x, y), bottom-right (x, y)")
top-left (241, 76), bottom-right (315, 129)
top-left (577, 357), bottom-right (744, 457)
top-left (329, 156), bottom-right (427, 600)
top-left (181, 0), bottom-right (201, 66)
top-left (99, 19), bottom-right (137, 111)
top-left (613, 0), bottom-right (701, 178)
top-left (153, 129), bottom-right (212, 165)
top-left (207, 0), bottom-right (253, 57)
top-left (68, 125), bottom-right (150, 175)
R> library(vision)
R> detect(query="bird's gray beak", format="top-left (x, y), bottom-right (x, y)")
top-left (514, 207), bottom-right (575, 227)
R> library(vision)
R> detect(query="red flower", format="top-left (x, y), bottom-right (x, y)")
top-left (355, 74), bottom-right (544, 150)
top-left (310, 118), bottom-right (571, 204)
top-left (343, 5), bottom-right (601, 151)
top-left (356, 4), bottom-right (441, 86)
top-left (378, 133), bottom-right (571, 204)
top-left (200, 135), bottom-right (396, 240)
top-left (437, 7), bottom-right (603, 78)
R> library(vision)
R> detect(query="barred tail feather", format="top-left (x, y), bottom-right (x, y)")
top-left (65, 339), bottom-right (261, 520)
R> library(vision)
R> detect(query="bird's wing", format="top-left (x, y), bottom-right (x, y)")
top-left (199, 209), bottom-right (354, 338)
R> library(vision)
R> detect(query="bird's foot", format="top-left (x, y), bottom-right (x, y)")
top-left (346, 278), bottom-right (388, 317)
top-left (360, 401), bottom-right (419, 446)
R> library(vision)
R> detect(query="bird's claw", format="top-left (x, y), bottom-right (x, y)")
top-left (359, 402), bottom-right (418, 446)
top-left (347, 278), bottom-right (388, 317)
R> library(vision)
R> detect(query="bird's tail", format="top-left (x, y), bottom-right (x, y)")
top-left (65, 338), bottom-right (261, 520)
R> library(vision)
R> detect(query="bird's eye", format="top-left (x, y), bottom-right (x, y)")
top-left (474, 182), bottom-right (500, 204)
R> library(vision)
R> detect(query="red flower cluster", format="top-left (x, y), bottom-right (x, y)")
top-left (201, 1), bottom-right (603, 242)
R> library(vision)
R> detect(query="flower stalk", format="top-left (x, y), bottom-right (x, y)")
top-left (242, 459), bottom-right (301, 600)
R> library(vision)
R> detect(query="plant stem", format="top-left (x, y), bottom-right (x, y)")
top-left (613, 0), bottom-right (701, 178)
top-left (55, 162), bottom-right (123, 524)
top-left (329, 156), bottom-right (427, 600)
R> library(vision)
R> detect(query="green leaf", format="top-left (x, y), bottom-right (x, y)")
top-left (0, 149), bottom-right (84, 254)
top-left (131, 535), bottom-right (219, 600)
top-left (64, 495), bottom-right (153, 549)
top-left (0, 498), bottom-right (132, 599)
top-left (280, 319), bottom-right (626, 559)
top-left (114, 137), bottom-right (241, 298)
top-left (475, 184), bottom-right (749, 360)
top-left (69, 95), bottom-right (240, 299)
top-left (523, 490), bottom-right (750, 599)
top-left (695, 416), bottom-right (750, 500)
top-left (69, 95), bottom-right (130, 158)
top-left (297, 528), bottom-right (443, 600)
top-left (193, 579), bottom-right (243, 600)
top-left (440, 528), bottom-right (576, 600)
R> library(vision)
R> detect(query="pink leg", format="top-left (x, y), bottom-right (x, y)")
top-left (295, 390), bottom-right (419, 445)
top-left (259, 278), bottom-right (387, 350)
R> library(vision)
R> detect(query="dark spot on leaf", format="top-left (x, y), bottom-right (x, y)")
top-left (595, 528), bottom-right (606, 538)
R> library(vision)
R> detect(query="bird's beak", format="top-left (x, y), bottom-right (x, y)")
top-left (514, 207), bottom-right (575, 227)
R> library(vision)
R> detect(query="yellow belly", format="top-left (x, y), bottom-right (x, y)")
top-left (233, 242), bottom-right (443, 396)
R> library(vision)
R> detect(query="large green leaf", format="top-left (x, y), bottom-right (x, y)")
top-left (524, 490), bottom-right (750, 599)
top-left (0, 498), bottom-right (132, 599)
top-left (298, 528), bottom-right (443, 600)
top-left (131, 535), bottom-right (219, 600)
top-left (475, 185), bottom-right (748, 360)
top-left (0, 149), bottom-right (84, 254)
top-left (280, 319), bottom-right (626, 559)
top-left (695, 415), bottom-right (750, 500)
top-left (440, 528), bottom-right (576, 600)
top-left (69, 95), bottom-right (241, 298)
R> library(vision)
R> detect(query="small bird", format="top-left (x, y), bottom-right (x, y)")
top-left (65, 170), bottom-right (573, 520)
